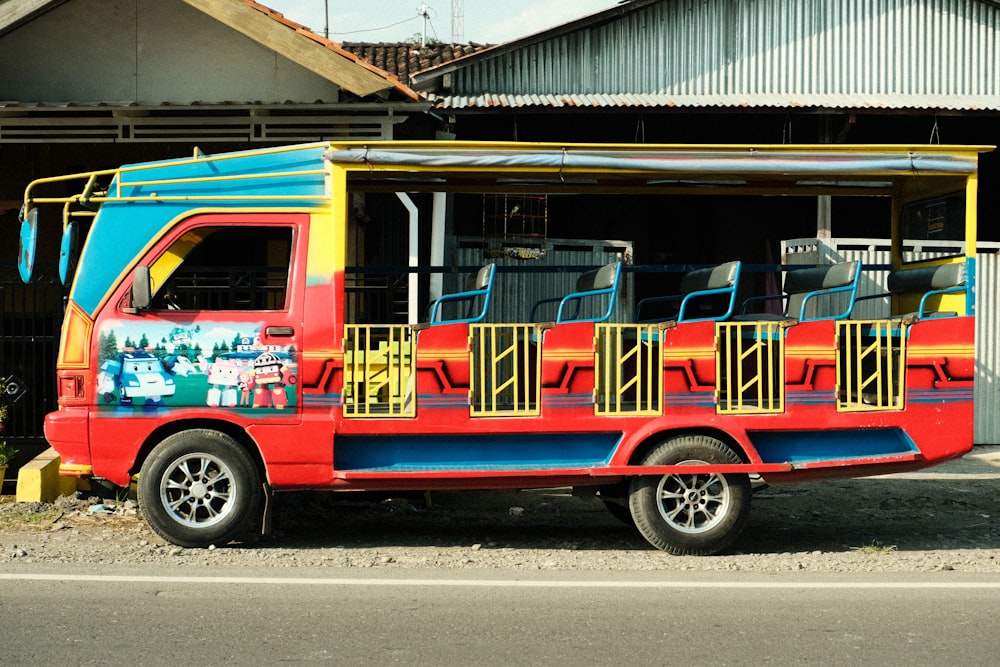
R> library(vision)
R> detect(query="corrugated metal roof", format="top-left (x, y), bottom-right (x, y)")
top-left (418, 0), bottom-right (1000, 112)
top-left (429, 93), bottom-right (1000, 110)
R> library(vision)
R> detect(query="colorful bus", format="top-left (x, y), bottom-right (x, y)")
top-left (18, 142), bottom-right (984, 554)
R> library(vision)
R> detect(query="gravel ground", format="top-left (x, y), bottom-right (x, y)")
top-left (2, 446), bottom-right (1000, 573)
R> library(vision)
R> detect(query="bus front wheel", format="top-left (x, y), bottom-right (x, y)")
top-left (629, 435), bottom-right (751, 556)
top-left (137, 429), bottom-right (261, 548)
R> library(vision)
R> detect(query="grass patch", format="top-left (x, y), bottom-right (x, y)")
top-left (851, 540), bottom-right (897, 555)
top-left (0, 508), bottom-right (62, 530)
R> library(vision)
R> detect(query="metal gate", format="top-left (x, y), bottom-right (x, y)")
top-left (0, 265), bottom-right (63, 484)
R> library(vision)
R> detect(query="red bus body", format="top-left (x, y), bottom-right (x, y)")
top-left (21, 142), bottom-right (986, 554)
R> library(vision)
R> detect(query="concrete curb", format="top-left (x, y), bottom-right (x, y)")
top-left (15, 447), bottom-right (79, 502)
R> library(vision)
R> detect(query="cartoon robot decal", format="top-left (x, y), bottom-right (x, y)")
top-left (246, 351), bottom-right (297, 409)
top-left (206, 357), bottom-right (244, 408)
top-left (95, 323), bottom-right (297, 412)
top-left (97, 351), bottom-right (176, 406)
top-left (162, 355), bottom-right (198, 377)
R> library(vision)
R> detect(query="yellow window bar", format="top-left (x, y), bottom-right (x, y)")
top-left (470, 324), bottom-right (539, 416)
top-left (342, 325), bottom-right (415, 418)
top-left (716, 322), bottom-right (786, 414)
top-left (594, 324), bottom-right (663, 416)
top-left (837, 320), bottom-right (906, 412)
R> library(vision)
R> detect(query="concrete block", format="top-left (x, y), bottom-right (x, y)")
top-left (16, 447), bottom-right (79, 502)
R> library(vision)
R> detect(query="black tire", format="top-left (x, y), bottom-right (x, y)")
top-left (602, 499), bottom-right (635, 526)
top-left (597, 483), bottom-right (635, 527)
top-left (628, 434), bottom-right (751, 556)
top-left (137, 429), bottom-right (261, 548)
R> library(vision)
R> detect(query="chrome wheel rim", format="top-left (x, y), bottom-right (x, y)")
top-left (655, 459), bottom-right (732, 534)
top-left (159, 453), bottom-right (237, 528)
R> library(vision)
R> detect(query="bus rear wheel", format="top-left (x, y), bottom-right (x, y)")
top-left (137, 429), bottom-right (261, 548)
top-left (629, 435), bottom-right (751, 556)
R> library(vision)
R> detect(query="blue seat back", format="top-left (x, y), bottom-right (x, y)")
top-left (541, 262), bottom-right (621, 324)
top-left (887, 262), bottom-right (966, 319)
top-left (785, 260), bottom-right (861, 322)
top-left (635, 260), bottom-right (741, 323)
top-left (427, 263), bottom-right (496, 325)
top-left (738, 260), bottom-right (860, 322)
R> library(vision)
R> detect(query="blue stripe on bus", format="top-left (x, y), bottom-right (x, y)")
top-left (748, 428), bottom-right (918, 464)
top-left (334, 432), bottom-right (622, 472)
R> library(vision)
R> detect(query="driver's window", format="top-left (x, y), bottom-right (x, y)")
top-left (150, 226), bottom-right (293, 311)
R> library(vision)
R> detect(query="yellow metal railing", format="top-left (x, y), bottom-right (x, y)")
top-left (342, 325), bottom-right (415, 417)
top-left (470, 324), bottom-right (539, 416)
top-left (837, 320), bottom-right (906, 411)
top-left (716, 322), bottom-right (785, 414)
top-left (595, 324), bottom-right (663, 416)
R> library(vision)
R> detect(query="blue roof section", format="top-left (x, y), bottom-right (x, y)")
top-left (116, 144), bottom-right (330, 199)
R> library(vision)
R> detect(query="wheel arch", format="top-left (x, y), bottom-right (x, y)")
top-left (625, 427), bottom-right (751, 467)
top-left (130, 418), bottom-right (266, 483)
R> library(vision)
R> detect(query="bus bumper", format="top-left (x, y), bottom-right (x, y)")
top-left (43, 407), bottom-right (92, 477)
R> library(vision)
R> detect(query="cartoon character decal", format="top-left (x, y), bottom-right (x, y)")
top-left (97, 351), bottom-right (176, 406)
top-left (245, 351), bottom-right (297, 409)
top-left (206, 358), bottom-right (243, 407)
top-left (95, 321), bottom-right (297, 413)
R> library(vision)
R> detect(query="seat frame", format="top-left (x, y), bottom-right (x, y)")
top-left (738, 260), bottom-right (861, 323)
top-left (856, 261), bottom-right (967, 320)
top-left (530, 262), bottom-right (622, 324)
top-left (427, 263), bottom-right (496, 326)
top-left (634, 260), bottom-right (742, 324)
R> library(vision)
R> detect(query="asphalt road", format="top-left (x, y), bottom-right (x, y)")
top-left (4, 566), bottom-right (1000, 665)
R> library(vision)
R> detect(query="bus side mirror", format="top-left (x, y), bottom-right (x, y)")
top-left (18, 206), bottom-right (38, 283)
top-left (130, 266), bottom-right (152, 312)
top-left (58, 220), bottom-right (79, 285)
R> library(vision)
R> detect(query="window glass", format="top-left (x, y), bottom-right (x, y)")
top-left (150, 226), bottom-right (292, 310)
top-left (901, 192), bottom-right (965, 263)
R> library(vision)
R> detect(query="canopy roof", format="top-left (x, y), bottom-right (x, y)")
top-left (323, 142), bottom-right (991, 194)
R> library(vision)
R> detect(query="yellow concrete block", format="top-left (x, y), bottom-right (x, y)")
top-left (16, 447), bottom-right (79, 502)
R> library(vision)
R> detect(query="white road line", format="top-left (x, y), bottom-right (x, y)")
top-left (1, 573), bottom-right (999, 589)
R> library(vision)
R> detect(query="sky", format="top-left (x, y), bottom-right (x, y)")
top-left (262, 0), bottom-right (621, 44)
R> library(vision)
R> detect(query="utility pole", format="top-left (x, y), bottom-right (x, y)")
top-left (324, 0), bottom-right (329, 39)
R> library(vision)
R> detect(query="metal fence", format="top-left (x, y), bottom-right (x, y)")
top-left (0, 265), bottom-right (64, 486)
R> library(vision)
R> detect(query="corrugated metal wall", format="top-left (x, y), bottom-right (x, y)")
top-left (452, 0), bottom-right (1000, 109)
top-left (977, 252), bottom-right (1000, 444)
top-left (452, 237), bottom-right (634, 323)
top-left (785, 237), bottom-right (1000, 444)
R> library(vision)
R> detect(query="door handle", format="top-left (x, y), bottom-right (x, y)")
top-left (265, 326), bottom-right (295, 337)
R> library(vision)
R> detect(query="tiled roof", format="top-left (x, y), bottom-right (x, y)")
top-left (242, 1), bottom-right (420, 100)
top-left (339, 42), bottom-right (493, 86)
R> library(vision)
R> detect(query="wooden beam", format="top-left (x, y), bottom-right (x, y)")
top-left (0, 0), bottom-right (69, 36)
top-left (181, 0), bottom-right (396, 98)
